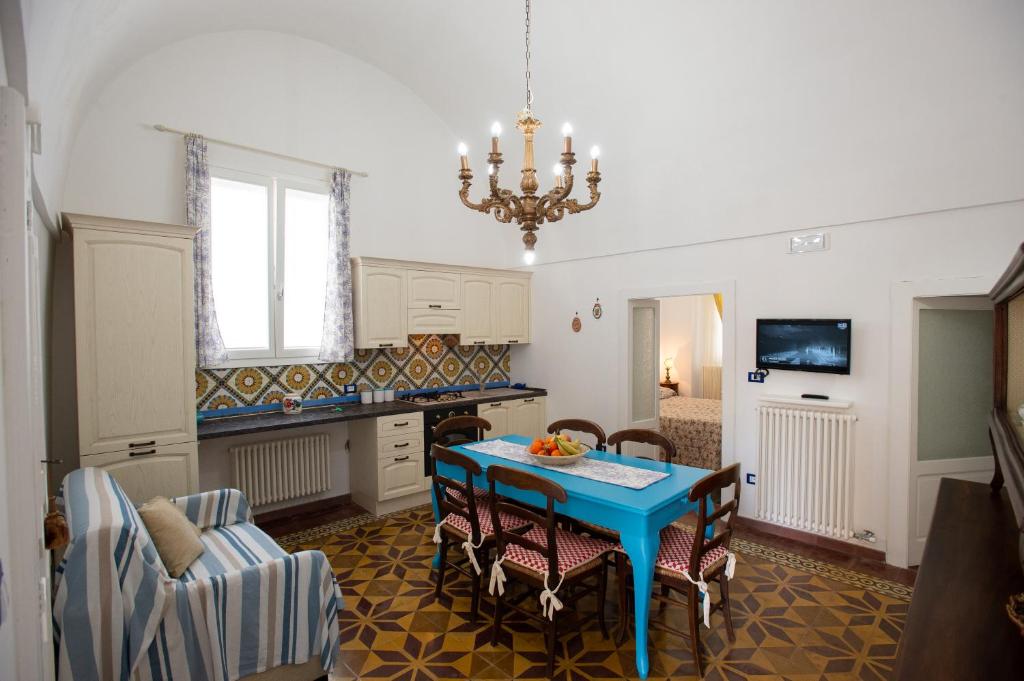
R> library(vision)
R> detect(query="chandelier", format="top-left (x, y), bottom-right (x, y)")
top-left (456, 0), bottom-right (602, 264)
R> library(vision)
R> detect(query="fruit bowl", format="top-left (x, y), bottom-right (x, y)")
top-left (527, 446), bottom-right (589, 466)
top-left (526, 434), bottom-right (590, 465)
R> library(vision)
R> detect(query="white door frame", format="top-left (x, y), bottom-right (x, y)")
top-left (617, 280), bottom-right (736, 466)
top-left (0, 86), bottom-right (54, 680)
top-left (887, 276), bottom-right (995, 568)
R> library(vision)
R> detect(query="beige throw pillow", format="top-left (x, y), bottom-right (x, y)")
top-left (138, 497), bottom-right (205, 578)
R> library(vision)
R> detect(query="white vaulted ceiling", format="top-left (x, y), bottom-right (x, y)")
top-left (21, 0), bottom-right (1024, 263)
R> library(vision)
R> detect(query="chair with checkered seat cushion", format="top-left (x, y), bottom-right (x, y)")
top-left (486, 465), bottom-right (615, 677)
top-left (617, 463), bottom-right (741, 677)
top-left (572, 429), bottom-right (680, 543)
top-left (431, 443), bottom-right (518, 622)
top-left (434, 415), bottom-right (493, 504)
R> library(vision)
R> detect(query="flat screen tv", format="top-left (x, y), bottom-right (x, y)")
top-left (756, 319), bottom-right (851, 375)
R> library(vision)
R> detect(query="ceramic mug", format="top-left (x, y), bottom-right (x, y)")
top-left (360, 390), bottom-right (373, 405)
top-left (282, 394), bottom-right (303, 414)
top-left (385, 389), bottom-right (396, 402)
top-left (373, 389), bottom-right (385, 403)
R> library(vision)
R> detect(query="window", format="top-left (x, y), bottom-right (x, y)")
top-left (210, 169), bottom-right (330, 364)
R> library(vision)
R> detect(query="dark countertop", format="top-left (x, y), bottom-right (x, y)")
top-left (197, 387), bottom-right (548, 440)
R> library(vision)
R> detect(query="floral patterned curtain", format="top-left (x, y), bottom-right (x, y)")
top-left (319, 170), bottom-right (354, 362)
top-left (185, 134), bottom-right (228, 367)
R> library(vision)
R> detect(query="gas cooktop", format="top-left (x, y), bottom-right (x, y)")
top-left (400, 390), bottom-right (470, 405)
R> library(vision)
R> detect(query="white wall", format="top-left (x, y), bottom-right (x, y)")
top-left (512, 199), bottom-right (1024, 557)
top-left (61, 30), bottom-right (502, 266)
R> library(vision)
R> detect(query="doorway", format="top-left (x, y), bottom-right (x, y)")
top-left (908, 295), bottom-right (995, 565)
top-left (625, 290), bottom-right (726, 468)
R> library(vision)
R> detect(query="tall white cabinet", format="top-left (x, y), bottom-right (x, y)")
top-left (63, 213), bottom-right (199, 500)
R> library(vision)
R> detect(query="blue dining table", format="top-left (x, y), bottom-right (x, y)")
top-left (431, 434), bottom-right (713, 680)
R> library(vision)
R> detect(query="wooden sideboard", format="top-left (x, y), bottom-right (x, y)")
top-left (893, 479), bottom-right (1024, 679)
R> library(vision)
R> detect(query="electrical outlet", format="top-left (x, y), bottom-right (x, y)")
top-left (343, 384), bottom-right (357, 394)
top-left (745, 473), bottom-right (756, 485)
top-left (747, 371), bottom-right (765, 383)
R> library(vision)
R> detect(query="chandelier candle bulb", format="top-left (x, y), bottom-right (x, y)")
top-left (561, 122), bottom-right (573, 153)
top-left (458, 142), bottom-right (469, 170)
top-left (590, 145), bottom-right (600, 172)
top-left (491, 122), bottom-right (502, 153)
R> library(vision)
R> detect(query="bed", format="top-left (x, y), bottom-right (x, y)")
top-left (659, 390), bottom-right (722, 470)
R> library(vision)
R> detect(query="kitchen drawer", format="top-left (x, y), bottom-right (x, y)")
top-left (378, 432), bottom-right (423, 458)
top-left (408, 308), bottom-right (463, 335)
top-left (378, 451), bottom-right (424, 501)
top-left (82, 442), bottom-right (198, 501)
top-left (377, 411), bottom-right (422, 437)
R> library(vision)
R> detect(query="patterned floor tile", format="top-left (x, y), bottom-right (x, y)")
top-left (283, 507), bottom-right (908, 680)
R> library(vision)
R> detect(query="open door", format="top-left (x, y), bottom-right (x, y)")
top-left (0, 86), bottom-right (55, 681)
top-left (625, 299), bottom-right (660, 456)
top-left (908, 295), bottom-right (995, 564)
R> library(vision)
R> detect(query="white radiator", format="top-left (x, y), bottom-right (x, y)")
top-left (231, 434), bottom-right (331, 507)
top-left (756, 406), bottom-right (856, 538)
top-left (701, 365), bottom-right (722, 399)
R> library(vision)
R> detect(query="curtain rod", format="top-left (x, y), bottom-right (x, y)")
top-left (152, 124), bottom-right (369, 178)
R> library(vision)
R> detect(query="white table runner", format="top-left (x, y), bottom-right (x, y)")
top-left (463, 439), bottom-right (670, 490)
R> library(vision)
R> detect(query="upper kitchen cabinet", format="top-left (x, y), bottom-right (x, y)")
top-left (352, 258), bottom-right (531, 346)
top-left (462, 274), bottom-right (496, 345)
top-left (353, 263), bottom-right (408, 348)
top-left (495, 277), bottom-right (531, 344)
top-left (408, 270), bottom-right (461, 309)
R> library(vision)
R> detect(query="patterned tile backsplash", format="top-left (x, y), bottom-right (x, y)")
top-left (195, 335), bottom-right (511, 411)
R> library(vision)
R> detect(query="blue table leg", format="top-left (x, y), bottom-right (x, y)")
top-left (620, 528), bottom-right (660, 680)
top-left (430, 481), bottom-right (442, 570)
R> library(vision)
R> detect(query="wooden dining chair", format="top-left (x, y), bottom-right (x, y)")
top-left (547, 418), bottom-right (607, 451)
top-left (486, 464), bottom-right (616, 677)
top-left (616, 463), bottom-right (742, 676)
top-left (434, 415), bottom-right (492, 504)
top-left (430, 444), bottom-right (529, 622)
top-left (607, 428), bottom-right (677, 463)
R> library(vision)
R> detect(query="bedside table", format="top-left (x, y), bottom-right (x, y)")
top-left (659, 381), bottom-right (679, 395)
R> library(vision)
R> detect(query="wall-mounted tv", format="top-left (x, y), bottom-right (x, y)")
top-left (756, 319), bottom-right (852, 375)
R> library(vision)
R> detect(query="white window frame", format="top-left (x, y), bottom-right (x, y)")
top-left (210, 166), bottom-right (330, 367)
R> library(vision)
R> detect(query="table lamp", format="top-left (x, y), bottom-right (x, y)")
top-left (663, 357), bottom-right (674, 382)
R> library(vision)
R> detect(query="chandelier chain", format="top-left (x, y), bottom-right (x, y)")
top-left (524, 0), bottom-right (533, 110)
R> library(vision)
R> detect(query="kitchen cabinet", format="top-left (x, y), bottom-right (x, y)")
top-left (495, 277), bottom-right (531, 344)
top-left (479, 400), bottom-right (512, 437)
top-left (378, 453), bottom-right (424, 501)
top-left (408, 270), bottom-right (460, 309)
top-left (349, 411), bottom-right (430, 514)
top-left (84, 442), bottom-right (198, 501)
top-left (462, 274), bottom-right (496, 345)
top-left (62, 213), bottom-right (200, 500)
top-left (352, 258), bottom-right (531, 346)
top-left (353, 265), bottom-right (408, 348)
top-left (509, 396), bottom-right (547, 438)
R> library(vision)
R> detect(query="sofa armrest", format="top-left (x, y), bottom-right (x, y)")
top-left (178, 550), bottom-right (342, 676)
top-left (172, 488), bottom-right (252, 530)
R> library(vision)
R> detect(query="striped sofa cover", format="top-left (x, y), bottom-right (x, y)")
top-left (53, 467), bottom-right (341, 681)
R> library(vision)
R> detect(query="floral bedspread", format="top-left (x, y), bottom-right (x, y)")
top-left (659, 396), bottom-right (722, 470)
